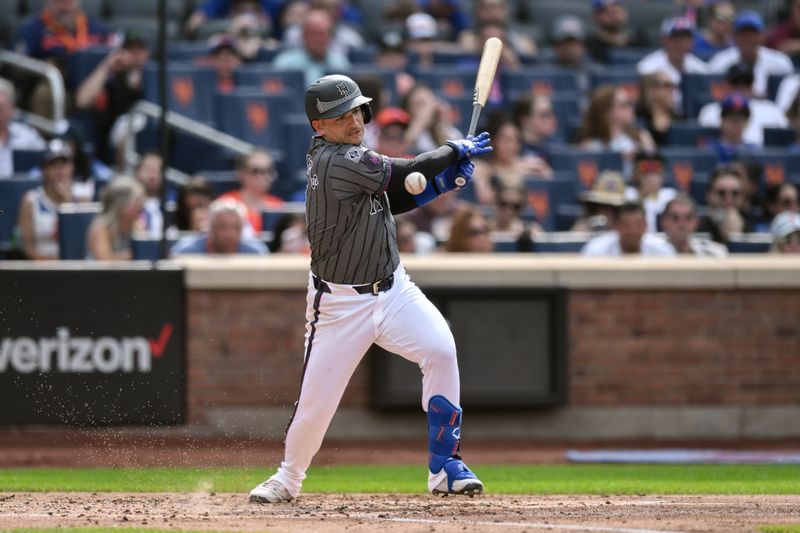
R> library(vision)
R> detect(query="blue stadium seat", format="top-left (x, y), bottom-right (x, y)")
top-left (12, 149), bottom-right (45, 172)
top-left (727, 237), bottom-right (771, 254)
top-left (276, 114), bottom-right (315, 199)
top-left (767, 74), bottom-right (783, 102)
top-left (441, 94), bottom-right (474, 134)
top-left (216, 90), bottom-right (291, 157)
top-left (131, 238), bottom-right (178, 260)
top-left (661, 147), bottom-right (718, 194)
top-left (198, 171), bottom-right (240, 196)
top-left (504, 68), bottom-right (579, 96)
top-left (261, 203), bottom-right (306, 233)
top-left (349, 46), bottom-right (378, 64)
top-left (763, 127), bottom-right (795, 147)
top-left (68, 46), bottom-right (110, 89)
top-left (742, 150), bottom-right (800, 188)
top-left (681, 73), bottom-right (727, 117)
top-left (589, 66), bottom-right (641, 98)
top-left (143, 63), bottom-right (217, 123)
top-left (548, 149), bottom-right (624, 190)
top-left (532, 234), bottom-right (589, 253)
top-left (58, 203), bottom-right (101, 260)
top-left (607, 47), bottom-right (657, 65)
top-left (523, 178), bottom-right (580, 232)
top-left (0, 176), bottom-right (41, 249)
top-left (665, 121), bottom-right (720, 147)
top-left (234, 67), bottom-right (305, 113)
top-left (414, 68), bottom-right (477, 101)
top-left (167, 42), bottom-right (210, 62)
top-left (554, 204), bottom-right (584, 232)
top-left (431, 51), bottom-right (479, 66)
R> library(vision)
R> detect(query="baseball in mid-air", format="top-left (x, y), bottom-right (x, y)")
top-left (405, 172), bottom-right (427, 195)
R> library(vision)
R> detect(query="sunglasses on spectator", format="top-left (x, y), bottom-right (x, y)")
top-left (714, 188), bottom-right (740, 198)
top-left (499, 200), bottom-right (522, 211)
top-left (666, 212), bottom-right (695, 221)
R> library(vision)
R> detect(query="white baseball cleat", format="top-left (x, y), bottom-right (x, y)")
top-left (428, 457), bottom-right (484, 497)
top-left (249, 479), bottom-right (294, 503)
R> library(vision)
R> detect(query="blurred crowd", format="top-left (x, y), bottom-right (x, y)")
top-left (2, 0), bottom-right (800, 260)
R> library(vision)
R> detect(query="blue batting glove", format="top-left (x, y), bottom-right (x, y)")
top-left (434, 159), bottom-right (474, 194)
top-left (445, 131), bottom-right (492, 159)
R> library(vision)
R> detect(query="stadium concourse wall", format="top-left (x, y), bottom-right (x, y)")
top-left (176, 255), bottom-right (800, 442)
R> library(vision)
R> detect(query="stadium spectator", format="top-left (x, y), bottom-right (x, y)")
top-left (513, 94), bottom-right (559, 161)
top-left (75, 30), bottom-right (150, 164)
top-left (754, 182), bottom-right (800, 232)
top-left (474, 21), bottom-right (523, 73)
top-left (548, 15), bottom-right (592, 90)
top-left (624, 152), bottom-right (677, 233)
top-left (273, 9), bottom-right (350, 87)
top-left (698, 62), bottom-right (787, 146)
top-left (582, 201), bottom-right (676, 257)
top-left (184, 0), bottom-right (275, 39)
top-left (419, 0), bottom-right (471, 41)
top-left (171, 198), bottom-right (268, 255)
top-left (404, 12), bottom-right (440, 70)
top-left (16, 141), bottom-right (75, 260)
top-left (269, 213), bottom-right (310, 254)
top-left (637, 71), bottom-right (679, 146)
top-left (637, 17), bottom-right (708, 90)
top-left (394, 215), bottom-right (436, 255)
top-left (407, 191), bottom-right (463, 242)
top-left (86, 176), bottom-right (145, 260)
top-left (207, 35), bottom-right (243, 93)
top-left (375, 31), bottom-right (409, 71)
top-left (133, 152), bottom-right (164, 239)
top-left (699, 164), bottom-right (752, 245)
top-left (491, 185), bottom-right (543, 238)
top-left (661, 194), bottom-right (728, 257)
top-left (458, 0), bottom-right (537, 58)
top-left (579, 85), bottom-right (657, 172)
top-left (274, 0), bottom-right (310, 41)
top-left (708, 93), bottom-right (760, 164)
top-left (769, 210), bottom-right (800, 254)
top-left (444, 205), bottom-right (494, 253)
top-left (693, 0), bottom-right (736, 57)
top-left (376, 107), bottom-right (412, 158)
top-left (571, 170), bottom-right (626, 232)
top-left (282, 0), bottom-right (365, 58)
top-left (218, 149), bottom-right (283, 234)
top-left (172, 176), bottom-right (215, 234)
top-left (12, 0), bottom-right (110, 117)
top-left (472, 116), bottom-right (552, 205)
top-left (0, 78), bottom-right (46, 178)
top-left (707, 10), bottom-right (793, 98)
top-left (585, 0), bottom-right (650, 64)
top-left (765, 0), bottom-right (800, 60)
top-left (401, 83), bottom-right (462, 154)
top-left (227, 12), bottom-right (273, 62)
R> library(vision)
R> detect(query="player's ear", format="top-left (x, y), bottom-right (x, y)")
top-left (311, 119), bottom-right (322, 133)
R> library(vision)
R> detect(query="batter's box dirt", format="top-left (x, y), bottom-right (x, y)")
top-left (1, 492), bottom-right (799, 532)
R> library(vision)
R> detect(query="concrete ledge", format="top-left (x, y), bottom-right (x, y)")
top-left (203, 405), bottom-right (800, 440)
top-left (168, 255), bottom-right (800, 290)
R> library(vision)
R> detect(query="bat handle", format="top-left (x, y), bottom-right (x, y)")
top-left (453, 103), bottom-right (484, 189)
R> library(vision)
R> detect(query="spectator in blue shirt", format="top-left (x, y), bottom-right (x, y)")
top-left (171, 199), bottom-right (268, 255)
top-left (710, 92), bottom-right (760, 164)
top-left (693, 0), bottom-right (736, 58)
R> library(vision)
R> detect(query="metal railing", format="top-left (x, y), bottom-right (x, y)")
top-left (0, 50), bottom-right (67, 133)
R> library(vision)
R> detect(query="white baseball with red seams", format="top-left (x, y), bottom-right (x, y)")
top-left (404, 172), bottom-right (427, 195)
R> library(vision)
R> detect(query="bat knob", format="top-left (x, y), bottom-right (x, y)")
top-left (454, 176), bottom-right (467, 187)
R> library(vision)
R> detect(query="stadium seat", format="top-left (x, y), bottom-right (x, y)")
top-left (589, 67), bottom-right (641, 99)
top-left (68, 46), bottom-right (109, 89)
top-left (548, 149), bottom-right (624, 190)
top-left (167, 42), bottom-right (211, 62)
top-left (131, 237), bottom-right (178, 261)
top-left (349, 46), bottom-right (378, 64)
top-left (12, 149), bottom-right (45, 172)
top-left (276, 114), bottom-right (315, 198)
top-left (25, 0), bottom-right (104, 17)
top-left (197, 171), bottom-right (240, 196)
top-left (261, 203), bottom-right (306, 234)
top-left (661, 148), bottom-right (717, 194)
top-left (665, 122), bottom-right (720, 147)
top-left (216, 90), bottom-right (290, 157)
top-left (531, 231), bottom-right (590, 252)
top-left (607, 47), bottom-right (657, 66)
top-left (0, 176), bottom-right (40, 250)
top-left (522, 0), bottom-right (593, 39)
top-left (742, 150), bottom-right (800, 187)
top-left (143, 64), bottom-right (217, 124)
top-left (681, 73), bottom-right (727, 117)
top-left (414, 68), bottom-right (477, 100)
top-left (504, 68), bottom-right (579, 96)
top-left (58, 203), bottom-right (101, 260)
top-left (234, 67), bottom-right (305, 113)
top-left (727, 235), bottom-right (772, 253)
top-left (763, 127), bottom-right (795, 147)
top-left (554, 203), bottom-right (584, 232)
top-left (523, 178), bottom-right (580, 232)
top-left (106, 0), bottom-right (186, 18)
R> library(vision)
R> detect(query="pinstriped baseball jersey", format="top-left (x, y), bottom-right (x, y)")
top-left (305, 135), bottom-right (400, 284)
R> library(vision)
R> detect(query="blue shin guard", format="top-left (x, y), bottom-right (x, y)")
top-left (427, 395), bottom-right (483, 496)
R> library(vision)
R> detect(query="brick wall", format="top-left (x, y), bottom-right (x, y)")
top-left (186, 288), bottom-right (800, 423)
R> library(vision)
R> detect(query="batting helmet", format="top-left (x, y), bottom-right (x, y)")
top-left (305, 74), bottom-right (373, 127)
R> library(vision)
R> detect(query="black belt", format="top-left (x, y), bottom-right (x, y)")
top-left (313, 274), bottom-right (394, 295)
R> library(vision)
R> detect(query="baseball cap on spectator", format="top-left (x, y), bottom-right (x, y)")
top-left (209, 35), bottom-right (241, 56)
top-left (579, 170), bottom-right (626, 206)
top-left (376, 107), bottom-right (411, 128)
top-left (43, 139), bottom-right (73, 165)
top-left (720, 92), bottom-right (750, 117)
top-left (770, 211), bottom-right (800, 240)
top-left (405, 12), bottom-right (438, 41)
top-left (551, 15), bottom-right (585, 43)
top-left (592, 0), bottom-right (621, 12)
top-left (660, 16), bottom-right (696, 37)
top-left (726, 61), bottom-right (754, 87)
top-left (633, 152), bottom-right (666, 176)
top-left (733, 10), bottom-right (764, 32)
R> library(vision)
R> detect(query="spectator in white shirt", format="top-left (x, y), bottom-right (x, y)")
top-left (707, 10), bottom-right (793, 98)
top-left (624, 152), bottom-right (677, 233)
top-left (0, 77), bottom-right (46, 178)
top-left (637, 16), bottom-right (708, 88)
top-left (582, 201), bottom-right (676, 257)
top-left (661, 194), bottom-right (728, 257)
top-left (698, 61), bottom-right (788, 146)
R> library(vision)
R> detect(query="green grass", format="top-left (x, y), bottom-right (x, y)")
top-left (760, 526), bottom-right (800, 533)
top-left (0, 465), bottom-right (799, 495)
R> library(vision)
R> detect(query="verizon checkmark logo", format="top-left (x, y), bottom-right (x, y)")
top-left (148, 323), bottom-right (174, 358)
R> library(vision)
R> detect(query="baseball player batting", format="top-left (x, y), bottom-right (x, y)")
top-left (249, 74), bottom-right (492, 503)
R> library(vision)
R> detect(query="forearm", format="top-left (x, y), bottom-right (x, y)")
top-left (387, 146), bottom-right (457, 191)
top-left (387, 189), bottom-right (419, 215)
top-left (76, 60), bottom-right (110, 109)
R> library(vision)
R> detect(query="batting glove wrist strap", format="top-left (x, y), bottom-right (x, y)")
top-left (435, 159), bottom-right (474, 194)
top-left (445, 131), bottom-right (493, 159)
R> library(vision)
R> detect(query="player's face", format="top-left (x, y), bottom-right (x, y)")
top-left (315, 107), bottom-right (365, 145)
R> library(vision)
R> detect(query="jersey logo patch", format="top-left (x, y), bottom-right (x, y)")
top-left (361, 150), bottom-right (384, 172)
top-left (345, 147), bottom-right (363, 162)
top-left (369, 195), bottom-right (384, 215)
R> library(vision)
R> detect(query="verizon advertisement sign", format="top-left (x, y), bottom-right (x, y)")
top-left (0, 268), bottom-right (184, 425)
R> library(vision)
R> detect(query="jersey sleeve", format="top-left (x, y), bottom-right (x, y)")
top-left (329, 146), bottom-right (391, 198)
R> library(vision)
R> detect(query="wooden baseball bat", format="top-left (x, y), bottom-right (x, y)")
top-left (455, 37), bottom-right (503, 187)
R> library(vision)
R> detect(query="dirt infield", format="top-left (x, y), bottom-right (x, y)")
top-left (2, 492), bottom-right (799, 532)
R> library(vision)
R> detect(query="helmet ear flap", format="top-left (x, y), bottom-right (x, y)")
top-left (361, 103), bottom-right (372, 124)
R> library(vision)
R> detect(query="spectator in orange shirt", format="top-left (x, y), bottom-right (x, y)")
top-left (207, 35), bottom-right (243, 93)
top-left (219, 149), bottom-right (283, 234)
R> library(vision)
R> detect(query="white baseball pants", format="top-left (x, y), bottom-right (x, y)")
top-left (270, 263), bottom-right (459, 497)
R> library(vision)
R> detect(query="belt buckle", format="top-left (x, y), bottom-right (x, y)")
top-left (371, 280), bottom-right (381, 295)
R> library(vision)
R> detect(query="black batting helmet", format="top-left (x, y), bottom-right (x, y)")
top-left (305, 74), bottom-right (373, 128)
